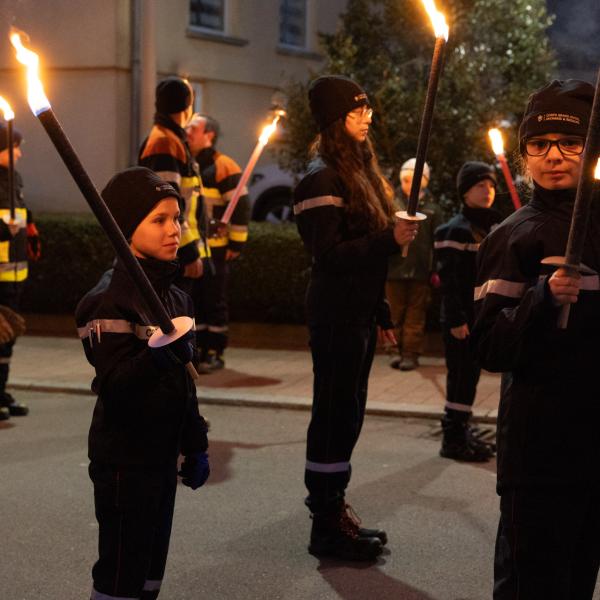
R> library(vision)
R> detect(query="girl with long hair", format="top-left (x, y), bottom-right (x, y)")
top-left (293, 75), bottom-right (418, 561)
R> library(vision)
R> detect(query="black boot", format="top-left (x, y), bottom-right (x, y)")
top-left (340, 503), bottom-right (388, 546)
top-left (0, 392), bottom-right (29, 416)
top-left (309, 507), bottom-right (383, 561)
top-left (440, 415), bottom-right (493, 462)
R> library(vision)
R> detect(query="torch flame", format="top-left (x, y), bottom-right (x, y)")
top-left (488, 128), bottom-right (505, 156)
top-left (9, 28), bottom-right (51, 116)
top-left (421, 0), bottom-right (449, 41)
top-left (0, 96), bottom-right (14, 121)
top-left (259, 114), bottom-right (281, 146)
top-left (595, 157), bottom-right (600, 180)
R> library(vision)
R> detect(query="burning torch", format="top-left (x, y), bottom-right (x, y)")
top-left (0, 96), bottom-right (16, 220)
top-left (397, 0), bottom-right (449, 257)
top-left (211, 110), bottom-right (284, 237)
top-left (10, 29), bottom-right (199, 378)
top-left (541, 66), bottom-right (600, 329)
top-left (488, 128), bottom-right (521, 210)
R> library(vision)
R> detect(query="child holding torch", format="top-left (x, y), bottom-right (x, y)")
top-left (75, 168), bottom-right (210, 600)
top-left (294, 75), bottom-right (418, 561)
top-left (471, 80), bottom-right (600, 599)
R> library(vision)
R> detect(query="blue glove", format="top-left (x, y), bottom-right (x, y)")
top-left (150, 330), bottom-right (194, 370)
top-left (178, 451), bottom-right (210, 490)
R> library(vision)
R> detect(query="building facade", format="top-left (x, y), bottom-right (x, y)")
top-left (0, 0), bottom-right (345, 213)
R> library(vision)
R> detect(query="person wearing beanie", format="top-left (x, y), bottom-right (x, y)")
top-left (434, 161), bottom-right (500, 463)
top-left (0, 123), bottom-right (38, 420)
top-left (470, 80), bottom-right (600, 598)
top-left (294, 75), bottom-right (418, 561)
top-left (386, 157), bottom-right (443, 371)
top-left (75, 167), bottom-right (210, 600)
top-left (186, 113), bottom-right (250, 373)
top-left (138, 76), bottom-right (209, 295)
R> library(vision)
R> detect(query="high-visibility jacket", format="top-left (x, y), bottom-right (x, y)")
top-left (139, 120), bottom-right (209, 262)
top-left (0, 167), bottom-right (28, 283)
top-left (197, 148), bottom-right (249, 252)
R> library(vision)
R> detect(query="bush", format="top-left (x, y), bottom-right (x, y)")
top-left (22, 215), bottom-right (311, 323)
top-left (22, 214), bottom-right (441, 328)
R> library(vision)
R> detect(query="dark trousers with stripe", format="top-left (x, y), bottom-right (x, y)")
top-left (0, 281), bottom-right (24, 396)
top-left (89, 462), bottom-right (177, 600)
top-left (305, 322), bottom-right (377, 514)
top-left (494, 487), bottom-right (600, 599)
top-left (193, 247), bottom-right (229, 357)
top-left (442, 328), bottom-right (481, 418)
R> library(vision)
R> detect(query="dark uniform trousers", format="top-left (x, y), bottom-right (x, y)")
top-left (304, 322), bottom-right (377, 514)
top-left (0, 281), bottom-right (24, 396)
top-left (193, 246), bottom-right (229, 356)
top-left (89, 463), bottom-right (177, 600)
top-left (494, 487), bottom-right (600, 600)
top-left (442, 328), bottom-right (481, 414)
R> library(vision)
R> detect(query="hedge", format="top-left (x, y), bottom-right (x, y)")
top-left (22, 214), bottom-right (440, 328)
top-left (22, 215), bottom-right (312, 323)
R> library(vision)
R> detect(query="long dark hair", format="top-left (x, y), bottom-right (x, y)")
top-left (310, 119), bottom-right (395, 233)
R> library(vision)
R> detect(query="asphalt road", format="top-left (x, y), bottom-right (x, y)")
top-left (1, 391), bottom-right (596, 600)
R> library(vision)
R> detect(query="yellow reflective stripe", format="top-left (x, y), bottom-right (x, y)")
top-left (0, 263), bottom-right (28, 282)
top-left (0, 241), bottom-right (8, 264)
top-left (0, 207), bottom-right (27, 229)
top-left (229, 229), bottom-right (248, 242)
top-left (208, 237), bottom-right (228, 248)
top-left (198, 241), bottom-right (211, 258)
top-left (203, 187), bottom-right (221, 199)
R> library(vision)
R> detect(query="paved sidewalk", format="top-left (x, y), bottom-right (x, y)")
top-left (9, 331), bottom-right (501, 423)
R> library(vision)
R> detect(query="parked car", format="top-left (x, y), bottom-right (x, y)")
top-left (248, 163), bottom-right (299, 224)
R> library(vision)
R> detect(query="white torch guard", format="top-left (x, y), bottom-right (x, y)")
top-left (395, 210), bottom-right (428, 258)
top-left (148, 316), bottom-right (199, 380)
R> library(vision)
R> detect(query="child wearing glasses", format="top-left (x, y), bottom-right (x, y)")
top-left (293, 75), bottom-right (418, 561)
top-left (472, 80), bottom-right (600, 599)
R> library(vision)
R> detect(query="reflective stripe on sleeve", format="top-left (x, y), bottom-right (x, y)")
top-left (434, 240), bottom-right (480, 252)
top-left (143, 579), bottom-right (162, 591)
top-left (445, 402), bottom-right (473, 413)
top-left (474, 279), bottom-right (527, 301)
top-left (305, 460), bottom-right (350, 473)
top-left (77, 319), bottom-right (159, 341)
top-left (580, 274), bottom-right (600, 291)
top-left (293, 195), bottom-right (344, 215)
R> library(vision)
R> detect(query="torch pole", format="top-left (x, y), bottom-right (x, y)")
top-left (7, 119), bottom-right (14, 220)
top-left (496, 153), bottom-right (521, 210)
top-left (37, 108), bottom-right (199, 377)
top-left (221, 140), bottom-right (263, 225)
top-left (398, 35), bottom-right (446, 257)
top-left (551, 65), bottom-right (600, 329)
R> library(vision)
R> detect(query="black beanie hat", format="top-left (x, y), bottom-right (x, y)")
top-left (457, 162), bottom-right (497, 200)
top-left (308, 75), bottom-right (369, 131)
top-left (101, 167), bottom-right (182, 240)
top-left (155, 77), bottom-right (193, 115)
top-left (0, 123), bottom-right (23, 153)
top-left (518, 79), bottom-right (594, 145)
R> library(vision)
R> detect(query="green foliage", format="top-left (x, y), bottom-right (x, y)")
top-left (21, 215), bottom-right (311, 323)
top-left (277, 0), bottom-right (556, 216)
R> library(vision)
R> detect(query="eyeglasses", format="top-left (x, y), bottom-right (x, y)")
top-left (346, 106), bottom-right (373, 121)
top-left (524, 137), bottom-right (585, 157)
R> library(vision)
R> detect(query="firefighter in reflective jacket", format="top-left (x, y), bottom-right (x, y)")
top-left (0, 123), bottom-right (37, 418)
top-left (139, 77), bottom-right (209, 294)
top-left (186, 114), bottom-right (250, 371)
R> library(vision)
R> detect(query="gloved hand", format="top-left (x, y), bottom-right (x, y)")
top-left (178, 451), bottom-right (210, 489)
top-left (149, 330), bottom-right (194, 371)
top-left (26, 222), bottom-right (41, 262)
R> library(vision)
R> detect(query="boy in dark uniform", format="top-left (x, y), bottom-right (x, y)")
top-left (75, 167), bottom-right (210, 600)
top-left (434, 162), bottom-right (500, 461)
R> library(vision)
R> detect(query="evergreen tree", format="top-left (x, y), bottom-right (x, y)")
top-left (276, 0), bottom-right (556, 214)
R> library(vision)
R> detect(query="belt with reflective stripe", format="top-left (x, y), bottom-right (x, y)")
top-left (434, 240), bottom-right (479, 252)
top-left (294, 195), bottom-right (344, 215)
top-left (305, 460), bottom-right (350, 473)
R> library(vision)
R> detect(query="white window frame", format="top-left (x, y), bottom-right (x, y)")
top-left (278, 0), bottom-right (308, 50)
